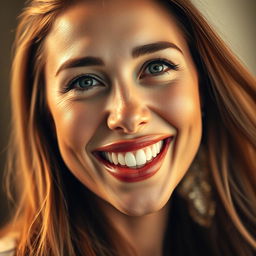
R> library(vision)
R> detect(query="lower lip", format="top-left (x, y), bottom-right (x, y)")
top-left (94, 137), bottom-right (172, 182)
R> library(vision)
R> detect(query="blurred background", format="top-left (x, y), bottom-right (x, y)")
top-left (0, 0), bottom-right (255, 227)
top-left (0, 0), bottom-right (24, 227)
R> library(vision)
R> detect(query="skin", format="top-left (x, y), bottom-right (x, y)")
top-left (45, 0), bottom-right (202, 255)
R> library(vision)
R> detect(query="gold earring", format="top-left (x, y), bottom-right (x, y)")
top-left (177, 147), bottom-right (216, 227)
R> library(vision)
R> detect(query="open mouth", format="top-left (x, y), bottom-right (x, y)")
top-left (93, 136), bottom-right (173, 182)
top-left (100, 139), bottom-right (164, 168)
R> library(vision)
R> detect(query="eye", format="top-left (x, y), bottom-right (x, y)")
top-left (72, 75), bottom-right (101, 90)
top-left (63, 74), bottom-right (104, 93)
top-left (140, 59), bottom-right (179, 79)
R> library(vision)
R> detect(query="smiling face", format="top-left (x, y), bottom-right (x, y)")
top-left (45, 0), bottom-right (202, 216)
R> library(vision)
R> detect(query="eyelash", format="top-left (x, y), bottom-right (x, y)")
top-left (62, 58), bottom-right (179, 93)
top-left (139, 58), bottom-right (179, 79)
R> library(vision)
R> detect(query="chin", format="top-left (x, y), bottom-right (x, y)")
top-left (118, 207), bottom-right (157, 217)
top-left (114, 196), bottom-right (169, 217)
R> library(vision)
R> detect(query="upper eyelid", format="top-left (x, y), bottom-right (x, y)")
top-left (143, 58), bottom-right (176, 69)
top-left (138, 58), bottom-right (178, 76)
top-left (60, 74), bottom-right (104, 93)
top-left (69, 74), bottom-right (103, 86)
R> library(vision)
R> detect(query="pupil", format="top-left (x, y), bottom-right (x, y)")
top-left (150, 64), bottom-right (163, 73)
top-left (79, 78), bottom-right (92, 88)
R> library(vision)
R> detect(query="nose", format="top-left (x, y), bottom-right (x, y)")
top-left (107, 90), bottom-right (151, 134)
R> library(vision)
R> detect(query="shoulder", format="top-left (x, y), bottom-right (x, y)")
top-left (0, 232), bottom-right (18, 256)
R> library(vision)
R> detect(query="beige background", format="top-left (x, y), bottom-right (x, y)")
top-left (0, 0), bottom-right (255, 225)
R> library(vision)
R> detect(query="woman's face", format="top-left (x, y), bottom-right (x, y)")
top-left (45, 0), bottom-right (202, 216)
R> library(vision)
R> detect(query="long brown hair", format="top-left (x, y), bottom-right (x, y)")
top-left (2, 0), bottom-right (255, 255)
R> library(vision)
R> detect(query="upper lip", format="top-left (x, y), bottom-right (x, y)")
top-left (94, 134), bottom-right (171, 153)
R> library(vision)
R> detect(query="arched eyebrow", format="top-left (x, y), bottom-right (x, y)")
top-left (132, 41), bottom-right (183, 58)
top-left (55, 41), bottom-right (182, 76)
top-left (55, 57), bottom-right (104, 76)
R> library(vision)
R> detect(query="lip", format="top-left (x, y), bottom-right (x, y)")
top-left (94, 134), bottom-right (170, 153)
top-left (93, 136), bottom-right (173, 182)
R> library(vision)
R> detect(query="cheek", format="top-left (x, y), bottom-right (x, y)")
top-left (47, 98), bottom-right (107, 191)
top-left (61, 108), bottom-right (89, 148)
top-left (157, 82), bottom-right (202, 129)
top-left (49, 100), bottom-right (101, 151)
top-left (154, 79), bottom-right (202, 177)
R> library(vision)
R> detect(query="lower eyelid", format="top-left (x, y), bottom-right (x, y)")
top-left (140, 67), bottom-right (175, 79)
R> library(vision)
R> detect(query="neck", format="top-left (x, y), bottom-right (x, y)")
top-left (98, 199), bottom-right (171, 256)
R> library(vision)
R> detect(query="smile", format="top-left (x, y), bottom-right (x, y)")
top-left (93, 135), bottom-right (173, 182)
top-left (102, 139), bottom-right (163, 168)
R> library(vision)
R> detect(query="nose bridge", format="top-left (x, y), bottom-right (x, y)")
top-left (114, 78), bottom-right (133, 106)
top-left (107, 79), bottom-right (150, 133)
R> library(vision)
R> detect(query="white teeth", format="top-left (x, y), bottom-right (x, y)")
top-left (145, 147), bottom-right (153, 161)
top-left (102, 140), bottom-right (165, 168)
top-left (135, 149), bottom-right (147, 165)
top-left (155, 142), bottom-right (159, 154)
top-left (112, 152), bottom-right (118, 165)
top-left (152, 144), bottom-right (157, 157)
top-left (117, 153), bottom-right (126, 165)
top-left (107, 152), bottom-right (113, 163)
top-left (157, 141), bottom-right (161, 153)
top-left (125, 152), bottom-right (137, 167)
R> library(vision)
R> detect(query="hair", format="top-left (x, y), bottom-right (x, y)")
top-left (2, 0), bottom-right (255, 255)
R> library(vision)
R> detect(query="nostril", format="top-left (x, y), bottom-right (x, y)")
top-left (115, 127), bottom-right (123, 131)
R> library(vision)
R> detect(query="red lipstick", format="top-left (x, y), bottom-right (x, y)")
top-left (93, 136), bottom-right (173, 182)
top-left (95, 135), bottom-right (169, 153)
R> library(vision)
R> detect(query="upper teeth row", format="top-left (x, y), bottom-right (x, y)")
top-left (102, 140), bottom-right (163, 168)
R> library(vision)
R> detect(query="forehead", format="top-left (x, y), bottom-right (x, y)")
top-left (45, 0), bottom-right (188, 67)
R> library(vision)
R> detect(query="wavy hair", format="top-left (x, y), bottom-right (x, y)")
top-left (2, 0), bottom-right (255, 255)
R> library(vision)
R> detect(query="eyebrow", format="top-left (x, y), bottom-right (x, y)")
top-left (55, 57), bottom-right (104, 76)
top-left (132, 41), bottom-right (183, 58)
top-left (55, 41), bottom-right (182, 76)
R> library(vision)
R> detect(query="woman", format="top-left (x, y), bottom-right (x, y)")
top-left (0, 0), bottom-right (255, 255)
